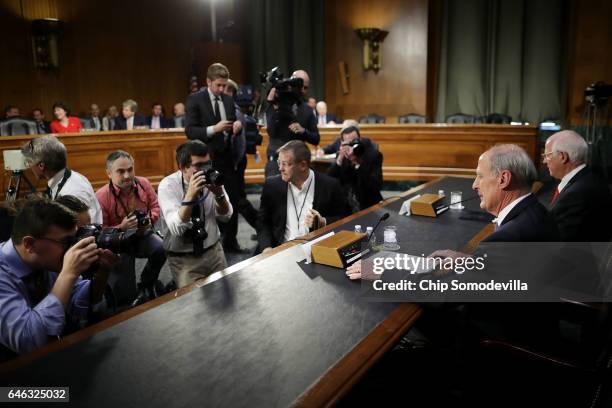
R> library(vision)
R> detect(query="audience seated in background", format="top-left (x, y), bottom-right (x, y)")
top-left (307, 97), bottom-right (317, 117)
top-left (158, 140), bottom-right (232, 288)
top-left (89, 103), bottom-right (103, 131)
top-left (32, 108), bottom-right (51, 134)
top-left (315, 101), bottom-right (339, 125)
top-left (3, 105), bottom-right (20, 120)
top-left (102, 105), bottom-right (119, 131)
top-left (21, 135), bottom-right (102, 224)
top-left (114, 99), bottom-right (146, 130)
top-left (328, 125), bottom-right (383, 211)
top-left (96, 150), bottom-right (167, 306)
top-left (146, 102), bottom-right (173, 129)
top-left (257, 140), bottom-right (348, 253)
top-left (543, 130), bottom-right (612, 241)
top-left (50, 101), bottom-right (82, 134)
top-left (0, 198), bottom-right (116, 361)
top-left (173, 102), bottom-right (185, 128)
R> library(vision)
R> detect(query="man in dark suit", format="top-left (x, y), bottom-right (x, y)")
top-left (146, 102), bottom-right (174, 129)
top-left (543, 130), bottom-right (612, 242)
top-left (258, 140), bottom-right (348, 253)
top-left (315, 101), bottom-right (340, 125)
top-left (114, 99), bottom-right (147, 130)
top-left (89, 104), bottom-right (103, 131)
top-left (185, 63), bottom-right (244, 251)
top-left (328, 125), bottom-right (383, 211)
top-left (32, 108), bottom-right (51, 134)
top-left (265, 69), bottom-right (320, 177)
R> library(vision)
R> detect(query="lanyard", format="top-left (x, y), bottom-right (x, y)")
top-left (52, 168), bottom-right (72, 199)
top-left (289, 176), bottom-right (313, 227)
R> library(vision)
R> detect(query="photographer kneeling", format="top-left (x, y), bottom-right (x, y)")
top-left (96, 150), bottom-right (167, 307)
top-left (0, 199), bottom-right (116, 361)
top-left (328, 125), bottom-right (383, 211)
top-left (158, 140), bottom-right (232, 288)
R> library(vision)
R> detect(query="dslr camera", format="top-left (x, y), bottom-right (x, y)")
top-left (130, 208), bottom-right (150, 228)
top-left (193, 162), bottom-right (224, 186)
top-left (347, 139), bottom-right (365, 157)
top-left (72, 224), bottom-right (138, 254)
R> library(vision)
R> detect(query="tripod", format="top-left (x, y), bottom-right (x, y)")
top-left (5, 170), bottom-right (37, 201)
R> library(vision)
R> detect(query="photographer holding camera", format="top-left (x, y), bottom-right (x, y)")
top-left (264, 69), bottom-right (320, 177)
top-left (328, 125), bottom-right (383, 211)
top-left (0, 199), bottom-right (116, 360)
top-left (95, 151), bottom-right (166, 307)
top-left (158, 140), bottom-right (232, 288)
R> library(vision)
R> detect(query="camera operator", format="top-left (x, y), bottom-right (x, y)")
top-left (265, 69), bottom-right (320, 177)
top-left (95, 150), bottom-right (167, 307)
top-left (158, 140), bottom-right (232, 288)
top-left (328, 125), bottom-right (383, 211)
top-left (0, 199), bottom-right (116, 360)
top-left (21, 135), bottom-right (103, 224)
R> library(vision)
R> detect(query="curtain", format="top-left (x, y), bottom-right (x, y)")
top-left (435, 0), bottom-right (566, 124)
top-left (245, 0), bottom-right (325, 100)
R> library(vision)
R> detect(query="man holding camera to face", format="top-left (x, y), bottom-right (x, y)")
top-left (264, 69), bottom-right (320, 178)
top-left (328, 125), bottom-right (383, 211)
top-left (0, 199), bottom-right (116, 361)
top-left (95, 150), bottom-right (166, 307)
top-left (158, 140), bottom-right (232, 288)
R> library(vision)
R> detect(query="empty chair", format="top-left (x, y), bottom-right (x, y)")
top-left (358, 113), bottom-right (385, 124)
top-left (79, 118), bottom-right (93, 129)
top-left (445, 113), bottom-right (476, 124)
top-left (486, 113), bottom-right (512, 124)
top-left (0, 119), bottom-right (37, 136)
top-left (398, 113), bottom-right (426, 124)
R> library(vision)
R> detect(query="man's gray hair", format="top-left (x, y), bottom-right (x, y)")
top-left (122, 99), bottom-right (138, 113)
top-left (106, 150), bottom-right (133, 171)
top-left (550, 130), bottom-right (588, 164)
top-left (486, 144), bottom-right (537, 191)
top-left (21, 135), bottom-right (67, 173)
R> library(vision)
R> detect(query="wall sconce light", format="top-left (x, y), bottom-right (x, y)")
top-left (355, 28), bottom-right (388, 73)
top-left (32, 18), bottom-right (63, 70)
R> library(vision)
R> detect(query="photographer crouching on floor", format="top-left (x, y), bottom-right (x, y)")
top-left (158, 140), bottom-right (232, 288)
top-left (263, 67), bottom-right (320, 177)
top-left (328, 125), bottom-right (383, 211)
top-left (95, 150), bottom-right (167, 307)
top-left (0, 198), bottom-right (117, 361)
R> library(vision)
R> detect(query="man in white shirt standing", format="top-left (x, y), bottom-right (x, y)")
top-left (158, 140), bottom-right (232, 288)
top-left (21, 135), bottom-right (103, 224)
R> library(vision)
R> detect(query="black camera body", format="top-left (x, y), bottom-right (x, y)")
top-left (348, 139), bottom-right (365, 157)
top-left (130, 208), bottom-right (150, 228)
top-left (74, 224), bottom-right (138, 254)
top-left (585, 81), bottom-right (612, 105)
top-left (260, 67), bottom-right (304, 119)
top-left (190, 217), bottom-right (208, 241)
top-left (193, 162), bottom-right (224, 186)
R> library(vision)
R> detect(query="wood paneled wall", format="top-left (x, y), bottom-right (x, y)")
top-left (565, 0), bottom-right (612, 125)
top-left (0, 0), bottom-right (242, 118)
top-left (324, 0), bottom-right (429, 123)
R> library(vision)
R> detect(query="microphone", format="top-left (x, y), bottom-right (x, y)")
top-left (368, 212), bottom-right (390, 243)
top-left (435, 195), bottom-right (479, 212)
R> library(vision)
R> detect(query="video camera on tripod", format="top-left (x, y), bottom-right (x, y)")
top-left (3, 150), bottom-right (36, 201)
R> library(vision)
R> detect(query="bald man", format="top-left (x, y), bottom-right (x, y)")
top-left (265, 69), bottom-right (319, 177)
top-left (315, 101), bottom-right (339, 125)
top-left (543, 130), bottom-right (612, 241)
top-left (89, 103), bottom-right (102, 131)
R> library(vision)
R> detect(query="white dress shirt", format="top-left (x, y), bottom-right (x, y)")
top-left (206, 88), bottom-right (228, 137)
top-left (127, 116), bottom-right (134, 130)
top-left (557, 163), bottom-right (586, 193)
top-left (494, 193), bottom-right (531, 227)
top-left (47, 168), bottom-right (103, 224)
top-left (92, 116), bottom-right (101, 131)
top-left (284, 170), bottom-right (315, 242)
top-left (158, 170), bottom-right (233, 249)
top-left (150, 116), bottom-right (160, 129)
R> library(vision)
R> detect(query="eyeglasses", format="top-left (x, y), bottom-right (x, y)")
top-left (277, 160), bottom-right (294, 168)
top-left (541, 151), bottom-right (557, 161)
top-left (35, 236), bottom-right (76, 250)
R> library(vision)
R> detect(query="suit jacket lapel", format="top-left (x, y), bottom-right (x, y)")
top-left (500, 194), bottom-right (534, 226)
top-left (277, 178), bottom-right (288, 240)
top-left (203, 88), bottom-right (215, 122)
top-left (312, 171), bottom-right (323, 210)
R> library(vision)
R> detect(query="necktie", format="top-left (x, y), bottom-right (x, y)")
top-left (214, 96), bottom-right (222, 123)
top-left (550, 188), bottom-right (559, 205)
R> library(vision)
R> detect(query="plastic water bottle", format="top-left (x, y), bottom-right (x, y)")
top-left (354, 225), bottom-right (362, 233)
top-left (366, 226), bottom-right (375, 245)
top-left (438, 189), bottom-right (445, 197)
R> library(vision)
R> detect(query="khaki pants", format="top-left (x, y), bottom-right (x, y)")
top-left (167, 241), bottom-right (228, 288)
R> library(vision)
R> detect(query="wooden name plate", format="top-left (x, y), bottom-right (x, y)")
top-left (311, 230), bottom-right (367, 268)
top-left (410, 193), bottom-right (446, 217)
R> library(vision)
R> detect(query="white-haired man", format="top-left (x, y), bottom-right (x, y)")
top-left (543, 130), bottom-right (612, 241)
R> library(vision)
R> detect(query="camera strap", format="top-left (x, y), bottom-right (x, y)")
top-left (49, 168), bottom-right (72, 199)
top-left (110, 179), bottom-right (144, 219)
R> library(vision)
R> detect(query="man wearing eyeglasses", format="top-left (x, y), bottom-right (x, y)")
top-left (0, 199), bottom-right (116, 361)
top-left (542, 130), bottom-right (612, 241)
top-left (265, 69), bottom-right (320, 178)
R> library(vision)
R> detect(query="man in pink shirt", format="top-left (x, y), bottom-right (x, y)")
top-left (96, 150), bottom-right (167, 307)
